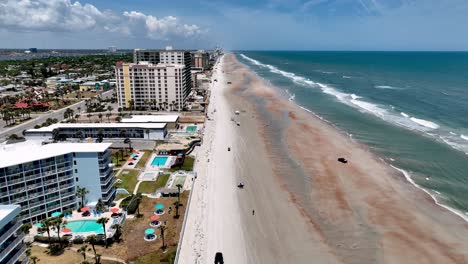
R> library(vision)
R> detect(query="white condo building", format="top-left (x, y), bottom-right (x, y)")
top-left (0, 142), bottom-right (116, 224)
top-left (115, 62), bottom-right (191, 111)
top-left (117, 48), bottom-right (193, 111)
top-left (0, 205), bottom-right (27, 264)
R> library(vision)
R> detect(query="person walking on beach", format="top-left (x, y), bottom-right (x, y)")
top-left (252, 210), bottom-right (255, 215)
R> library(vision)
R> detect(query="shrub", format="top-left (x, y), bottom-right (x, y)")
top-left (34, 235), bottom-right (70, 245)
top-left (126, 193), bottom-right (142, 214)
top-left (72, 237), bottom-right (84, 244)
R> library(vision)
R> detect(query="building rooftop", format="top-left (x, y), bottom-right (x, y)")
top-left (0, 141), bottom-right (112, 168)
top-left (25, 122), bottom-right (167, 133)
top-left (0, 205), bottom-right (21, 224)
top-left (116, 62), bottom-right (185, 69)
top-left (121, 115), bottom-right (179, 123)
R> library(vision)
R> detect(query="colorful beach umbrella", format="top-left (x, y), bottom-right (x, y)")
top-left (80, 206), bottom-right (90, 212)
top-left (110, 207), bottom-right (119, 213)
top-left (35, 223), bottom-right (43, 228)
top-left (177, 153), bottom-right (183, 156)
top-left (51, 212), bottom-right (61, 217)
top-left (145, 228), bottom-right (155, 235)
top-left (127, 158), bottom-right (133, 162)
top-left (150, 215), bottom-right (160, 221)
top-left (154, 204), bottom-right (164, 210)
top-left (61, 228), bottom-right (72, 233)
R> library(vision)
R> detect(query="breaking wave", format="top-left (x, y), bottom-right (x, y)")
top-left (240, 53), bottom-right (468, 153)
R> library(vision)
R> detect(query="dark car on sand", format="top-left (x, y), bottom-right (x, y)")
top-left (215, 252), bottom-right (224, 264)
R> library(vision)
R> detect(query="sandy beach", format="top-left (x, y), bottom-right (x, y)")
top-left (179, 53), bottom-right (468, 264)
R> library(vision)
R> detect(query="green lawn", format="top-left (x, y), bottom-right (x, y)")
top-left (136, 151), bottom-right (151, 168)
top-left (115, 169), bottom-right (140, 193)
top-left (115, 193), bottom-right (130, 201)
top-left (169, 156), bottom-right (195, 172)
top-left (137, 174), bottom-right (170, 193)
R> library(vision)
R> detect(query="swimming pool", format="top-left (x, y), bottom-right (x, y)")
top-left (66, 220), bottom-right (104, 233)
top-left (151, 156), bottom-right (168, 166)
top-left (186, 125), bottom-right (197, 132)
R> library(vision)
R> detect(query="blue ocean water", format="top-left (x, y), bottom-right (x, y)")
top-left (236, 51), bottom-right (468, 221)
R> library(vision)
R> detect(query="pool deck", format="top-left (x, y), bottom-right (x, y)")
top-left (31, 209), bottom-right (124, 239)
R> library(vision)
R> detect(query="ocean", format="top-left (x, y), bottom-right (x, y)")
top-left (236, 51), bottom-right (468, 221)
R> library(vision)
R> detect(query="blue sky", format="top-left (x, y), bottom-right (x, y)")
top-left (0, 0), bottom-right (467, 50)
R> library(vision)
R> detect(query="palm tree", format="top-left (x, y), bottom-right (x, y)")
top-left (85, 235), bottom-right (99, 264)
top-left (78, 245), bottom-right (88, 261)
top-left (173, 200), bottom-right (180, 218)
top-left (39, 218), bottom-right (53, 243)
top-left (98, 113), bottom-right (103, 122)
top-left (96, 217), bottom-right (109, 248)
top-left (159, 224), bottom-right (167, 249)
top-left (111, 224), bottom-right (122, 242)
top-left (29, 256), bottom-right (39, 264)
top-left (176, 183), bottom-right (183, 205)
top-left (124, 137), bottom-right (132, 151)
top-left (106, 112), bottom-right (111, 122)
top-left (51, 217), bottom-right (67, 248)
top-left (76, 187), bottom-right (89, 209)
top-left (107, 105), bottom-right (113, 114)
top-left (95, 199), bottom-right (105, 213)
top-left (87, 113), bottom-right (92, 122)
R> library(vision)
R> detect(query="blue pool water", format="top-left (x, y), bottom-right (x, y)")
top-left (66, 220), bottom-right (104, 233)
top-left (151, 156), bottom-right (168, 166)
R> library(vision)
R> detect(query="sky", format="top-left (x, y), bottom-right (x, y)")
top-left (0, 0), bottom-right (467, 50)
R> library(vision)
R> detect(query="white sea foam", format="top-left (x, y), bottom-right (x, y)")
top-left (409, 117), bottom-right (440, 129)
top-left (450, 131), bottom-right (457, 135)
top-left (240, 53), bottom-right (468, 153)
top-left (390, 166), bottom-right (468, 223)
top-left (286, 90), bottom-right (296, 101)
top-left (375, 85), bottom-right (403, 90)
top-left (342, 76), bottom-right (353, 79)
top-left (461, 135), bottom-right (468, 141)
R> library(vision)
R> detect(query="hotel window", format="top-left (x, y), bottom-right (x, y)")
top-left (75, 169), bottom-right (78, 173)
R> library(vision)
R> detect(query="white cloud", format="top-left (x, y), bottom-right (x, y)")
top-left (0, 0), bottom-right (114, 31)
top-left (123, 11), bottom-right (204, 40)
top-left (0, 0), bottom-right (204, 40)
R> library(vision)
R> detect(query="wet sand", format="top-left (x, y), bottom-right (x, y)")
top-left (223, 53), bottom-right (468, 263)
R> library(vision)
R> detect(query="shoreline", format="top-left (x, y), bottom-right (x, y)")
top-left (239, 53), bottom-right (468, 224)
top-left (225, 53), bottom-right (468, 263)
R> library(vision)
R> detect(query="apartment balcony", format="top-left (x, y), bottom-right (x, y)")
top-left (61, 197), bottom-right (77, 207)
top-left (10, 196), bottom-right (27, 204)
top-left (24, 174), bottom-right (41, 182)
top-left (47, 204), bottom-right (61, 211)
top-left (0, 221), bottom-right (22, 245)
top-left (44, 178), bottom-right (58, 185)
top-left (102, 187), bottom-right (116, 202)
top-left (56, 166), bottom-right (73, 173)
top-left (58, 174), bottom-right (74, 182)
top-left (100, 174), bottom-right (115, 186)
top-left (59, 183), bottom-right (74, 190)
top-left (99, 166), bottom-right (112, 177)
top-left (7, 178), bottom-right (25, 185)
top-left (5, 244), bottom-right (27, 264)
top-left (27, 183), bottom-right (43, 191)
top-left (28, 192), bottom-right (43, 199)
top-left (0, 234), bottom-right (24, 262)
top-left (101, 179), bottom-right (116, 194)
top-left (28, 199), bottom-right (45, 208)
top-left (0, 181), bottom-right (7, 187)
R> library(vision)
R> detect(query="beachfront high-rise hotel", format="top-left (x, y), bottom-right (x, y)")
top-left (0, 141), bottom-right (116, 224)
top-left (116, 47), bottom-right (192, 111)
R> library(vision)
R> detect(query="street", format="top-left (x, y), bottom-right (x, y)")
top-left (0, 90), bottom-right (114, 142)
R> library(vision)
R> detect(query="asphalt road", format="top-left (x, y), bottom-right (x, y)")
top-left (0, 90), bottom-right (114, 142)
